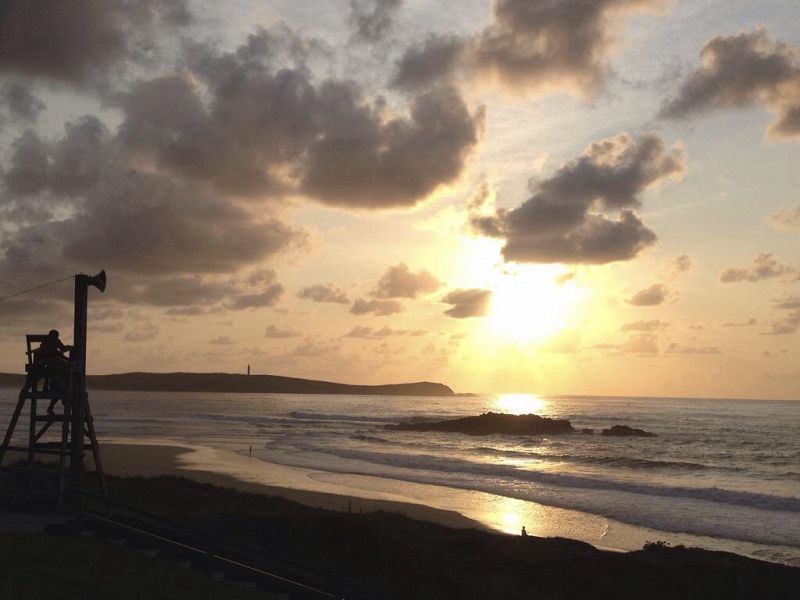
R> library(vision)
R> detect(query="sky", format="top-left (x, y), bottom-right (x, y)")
top-left (0, 0), bottom-right (798, 400)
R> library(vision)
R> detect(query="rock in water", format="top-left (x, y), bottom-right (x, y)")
top-left (387, 412), bottom-right (574, 436)
top-left (601, 425), bottom-right (657, 437)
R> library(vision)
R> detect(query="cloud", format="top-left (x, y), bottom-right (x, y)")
top-left (0, 0), bottom-right (191, 88)
top-left (117, 276), bottom-right (236, 307)
top-left (626, 284), bottom-right (668, 306)
top-left (471, 133), bottom-right (685, 264)
top-left (298, 284), bottom-right (350, 304)
top-left (373, 263), bottom-right (441, 298)
top-left (264, 324), bottom-right (301, 339)
top-left (299, 84), bottom-right (483, 208)
top-left (768, 206), bottom-right (800, 231)
top-left (164, 306), bottom-right (206, 317)
top-left (620, 319), bottom-right (668, 331)
top-left (118, 32), bottom-right (482, 208)
top-left (392, 35), bottom-right (467, 91)
top-left (124, 321), bottom-right (159, 342)
top-left (293, 338), bottom-right (341, 358)
top-left (660, 29), bottom-right (800, 141)
top-left (666, 343), bottom-right (721, 355)
top-left (1, 83), bottom-right (45, 121)
top-left (441, 288), bottom-right (492, 318)
top-left (209, 336), bottom-right (235, 346)
top-left (621, 333), bottom-right (658, 354)
top-left (349, 0), bottom-right (403, 43)
top-left (719, 253), bottom-right (797, 283)
top-left (343, 326), bottom-right (407, 339)
top-left (392, 0), bottom-right (668, 97)
top-left (761, 295), bottom-right (800, 335)
top-left (671, 254), bottom-right (692, 273)
top-left (722, 318), bottom-right (756, 328)
top-left (226, 286), bottom-right (284, 310)
top-left (0, 114), bottom-right (304, 283)
top-left (350, 298), bottom-right (404, 316)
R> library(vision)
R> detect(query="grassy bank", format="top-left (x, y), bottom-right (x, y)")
top-left (65, 474), bottom-right (799, 600)
top-left (0, 530), bottom-right (261, 600)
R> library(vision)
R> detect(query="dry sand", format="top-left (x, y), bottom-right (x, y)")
top-left (100, 442), bottom-right (483, 531)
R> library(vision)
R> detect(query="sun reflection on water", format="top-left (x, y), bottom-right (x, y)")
top-left (493, 393), bottom-right (548, 415)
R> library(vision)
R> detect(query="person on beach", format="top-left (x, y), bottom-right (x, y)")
top-left (521, 526), bottom-right (527, 537)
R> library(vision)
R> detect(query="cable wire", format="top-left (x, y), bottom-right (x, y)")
top-left (0, 274), bottom-right (75, 302)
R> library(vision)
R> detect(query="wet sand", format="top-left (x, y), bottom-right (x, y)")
top-left (100, 441), bottom-right (483, 530)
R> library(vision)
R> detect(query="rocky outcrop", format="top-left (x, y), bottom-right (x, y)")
top-left (601, 425), bottom-right (657, 437)
top-left (387, 412), bottom-right (574, 436)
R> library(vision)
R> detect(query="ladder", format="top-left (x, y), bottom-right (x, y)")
top-left (0, 334), bottom-right (107, 499)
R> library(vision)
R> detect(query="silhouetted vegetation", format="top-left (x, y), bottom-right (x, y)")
top-left (79, 475), bottom-right (799, 600)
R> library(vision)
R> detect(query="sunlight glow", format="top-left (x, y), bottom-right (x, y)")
top-left (493, 393), bottom-right (547, 415)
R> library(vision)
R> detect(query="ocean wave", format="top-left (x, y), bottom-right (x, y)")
top-left (474, 446), bottom-right (717, 471)
top-left (292, 444), bottom-right (800, 513)
top-left (350, 434), bottom-right (391, 444)
top-left (287, 411), bottom-right (437, 425)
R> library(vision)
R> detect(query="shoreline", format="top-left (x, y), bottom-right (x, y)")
top-left (99, 440), bottom-right (800, 567)
top-left (100, 441), bottom-right (482, 530)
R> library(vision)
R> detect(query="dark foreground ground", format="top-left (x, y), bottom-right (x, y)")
top-left (2, 475), bottom-right (798, 600)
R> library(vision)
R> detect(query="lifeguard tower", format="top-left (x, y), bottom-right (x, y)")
top-left (0, 271), bottom-right (108, 504)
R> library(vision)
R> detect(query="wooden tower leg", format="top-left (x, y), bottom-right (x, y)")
top-left (28, 395), bottom-right (37, 487)
top-left (0, 380), bottom-right (32, 467)
top-left (83, 396), bottom-right (108, 498)
top-left (58, 400), bottom-right (71, 500)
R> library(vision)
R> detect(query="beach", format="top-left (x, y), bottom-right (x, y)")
top-left (2, 388), bottom-right (798, 566)
top-left (99, 442), bottom-right (482, 530)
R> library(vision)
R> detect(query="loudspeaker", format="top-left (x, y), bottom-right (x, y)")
top-left (87, 270), bottom-right (106, 293)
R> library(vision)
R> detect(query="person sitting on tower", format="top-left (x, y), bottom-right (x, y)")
top-left (34, 329), bottom-right (72, 363)
top-left (33, 329), bottom-right (72, 413)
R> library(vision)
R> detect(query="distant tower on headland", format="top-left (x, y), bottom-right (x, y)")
top-left (247, 364), bottom-right (250, 376)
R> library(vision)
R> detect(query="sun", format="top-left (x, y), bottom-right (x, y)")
top-left (484, 265), bottom-right (583, 344)
top-left (447, 237), bottom-right (584, 346)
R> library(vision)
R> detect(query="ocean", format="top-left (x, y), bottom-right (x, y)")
top-left (1, 388), bottom-right (798, 566)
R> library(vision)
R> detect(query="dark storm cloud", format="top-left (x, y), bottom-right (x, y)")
top-left (0, 0), bottom-right (191, 88)
top-left (1, 83), bottom-right (44, 121)
top-left (298, 284), bottom-right (350, 304)
top-left (392, 0), bottom-right (667, 96)
top-left (117, 276), bottom-right (236, 307)
top-left (441, 288), bottom-right (492, 319)
top-left (372, 263), bottom-right (441, 299)
top-left (3, 130), bottom-right (49, 196)
top-left (626, 284), bottom-right (668, 306)
top-left (3, 116), bottom-right (112, 199)
top-left (719, 254), bottom-right (798, 283)
top-left (391, 35), bottom-right (466, 91)
top-left (300, 84), bottom-right (483, 208)
top-left (472, 133), bottom-right (685, 264)
top-left (660, 29), bottom-right (800, 140)
top-left (116, 32), bottom-right (482, 208)
top-left (349, 0), bottom-right (403, 43)
top-left (350, 298), bottom-right (404, 316)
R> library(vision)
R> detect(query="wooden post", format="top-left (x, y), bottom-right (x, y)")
top-left (69, 274), bottom-right (89, 507)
